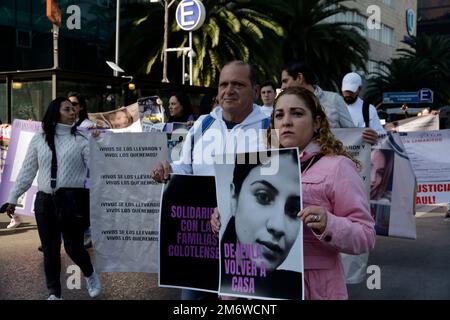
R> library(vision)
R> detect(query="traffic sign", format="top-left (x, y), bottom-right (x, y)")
top-left (383, 92), bottom-right (419, 104)
top-left (176, 0), bottom-right (206, 31)
top-left (383, 89), bottom-right (434, 104)
top-left (419, 88), bottom-right (433, 103)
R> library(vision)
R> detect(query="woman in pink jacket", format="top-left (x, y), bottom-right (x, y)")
top-left (211, 86), bottom-right (375, 299)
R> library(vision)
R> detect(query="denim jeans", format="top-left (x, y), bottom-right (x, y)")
top-left (34, 191), bottom-right (94, 297)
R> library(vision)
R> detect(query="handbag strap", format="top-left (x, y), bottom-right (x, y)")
top-left (49, 138), bottom-right (57, 190)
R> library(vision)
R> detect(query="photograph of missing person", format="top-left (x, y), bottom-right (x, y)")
top-left (88, 104), bottom-right (140, 130)
top-left (214, 148), bottom-right (304, 300)
top-left (370, 148), bottom-right (394, 203)
top-left (159, 174), bottom-right (219, 293)
top-left (370, 148), bottom-right (394, 236)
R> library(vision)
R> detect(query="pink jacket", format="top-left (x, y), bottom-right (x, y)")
top-left (301, 144), bottom-right (375, 300)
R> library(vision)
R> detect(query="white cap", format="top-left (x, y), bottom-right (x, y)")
top-left (342, 72), bottom-right (362, 93)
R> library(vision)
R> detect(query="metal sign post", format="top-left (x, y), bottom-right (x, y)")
top-left (175, 0), bottom-right (206, 85)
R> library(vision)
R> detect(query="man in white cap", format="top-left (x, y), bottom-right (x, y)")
top-left (342, 72), bottom-right (384, 144)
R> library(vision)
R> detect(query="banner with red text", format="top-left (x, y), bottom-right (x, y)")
top-left (400, 129), bottom-right (450, 205)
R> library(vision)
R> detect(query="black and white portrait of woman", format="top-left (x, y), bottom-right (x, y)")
top-left (214, 148), bottom-right (304, 299)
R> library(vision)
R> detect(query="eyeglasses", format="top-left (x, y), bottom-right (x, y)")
top-left (71, 102), bottom-right (80, 106)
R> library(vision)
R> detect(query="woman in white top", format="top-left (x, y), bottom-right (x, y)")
top-left (6, 97), bottom-right (101, 300)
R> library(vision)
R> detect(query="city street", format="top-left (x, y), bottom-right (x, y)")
top-left (1, 205), bottom-right (449, 300)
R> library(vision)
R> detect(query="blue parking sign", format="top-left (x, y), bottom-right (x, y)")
top-left (176, 0), bottom-right (206, 31)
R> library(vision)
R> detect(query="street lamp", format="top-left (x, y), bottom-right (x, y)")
top-left (150, 0), bottom-right (177, 83)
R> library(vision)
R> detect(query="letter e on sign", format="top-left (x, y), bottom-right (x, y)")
top-left (176, 0), bottom-right (206, 31)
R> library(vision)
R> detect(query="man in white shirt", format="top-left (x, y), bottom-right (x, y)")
top-left (259, 81), bottom-right (276, 117)
top-left (342, 72), bottom-right (385, 141)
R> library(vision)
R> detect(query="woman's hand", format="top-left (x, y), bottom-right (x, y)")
top-left (298, 206), bottom-right (328, 235)
top-left (151, 160), bottom-right (172, 183)
top-left (210, 207), bottom-right (221, 234)
top-left (6, 204), bottom-right (16, 219)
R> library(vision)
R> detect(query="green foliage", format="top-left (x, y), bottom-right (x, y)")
top-left (365, 34), bottom-right (450, 107)
top-left (120, 0), bottom-right (369, 89)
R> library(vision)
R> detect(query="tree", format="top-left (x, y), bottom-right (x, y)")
top-left (120, 0), bottom-right (369, 89)
top-left (276, 0), bottom-right (369, 90)
top-left (365, 34), bottom-right (450, 107)
top-left (120, 1), bottom-right (285, 86)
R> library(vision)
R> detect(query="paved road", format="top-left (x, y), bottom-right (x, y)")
top-left (0, 215), bottom-right (180, 300)
top-left (348, 206), bottom-right (450, 299)
top-left (1, 205), bottom-right (449, 300)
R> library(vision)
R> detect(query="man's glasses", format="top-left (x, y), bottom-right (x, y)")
top-left (71, 102), bottom-right (80, 106)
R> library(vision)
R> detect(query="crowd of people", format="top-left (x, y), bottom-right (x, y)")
top-left (2, 58), bottom-right (446, 300)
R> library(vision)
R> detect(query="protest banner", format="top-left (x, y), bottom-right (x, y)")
top-left (384, 114), bottom-right (439, 132)
top-left (137, 96), bottom-right (165, 122)
top-left (332, 128), bottom-right (371, 284)
top-left (400, 129), bottom-right (450, 205)
top-left (0, 120), bottom-right (41, 216)
top-left (332, 128), bottom-right (370, 196)
top-left (89, 132), bottom-right (167, 272)
top-left (214, 149), bottom-right (304, 300)
top-left (142, 122), bottom-right (190, 162)
top-left (88, 103), bottom-right (142, 132)
top-left (159, 174), bottom-right (219, 293)
top-left (0, 124), bottom-right (11, 180)
top-left (371, 132), bottom-right (416, 239)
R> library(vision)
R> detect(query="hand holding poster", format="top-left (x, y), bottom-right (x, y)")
top-left (214, 149), bottom-right (304, 300)
top-left (89, 132), bottom-right (167, 272)
top-left (159, 174), bottom-right (219, 292)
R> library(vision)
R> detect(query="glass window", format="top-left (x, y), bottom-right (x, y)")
top-left (11, 80), bottom-right (52, 121)
top-left (381, 25), bottom-right (394, 45)
top-left (57, 81), bottom-right (124, 113)
top-left (0, 0), bottom-right (16, 27)
top-left (383, 0), bottom-right (394, 7)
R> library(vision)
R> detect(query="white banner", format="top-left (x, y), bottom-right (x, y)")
top-left (372, 132), bottom-right (416, 239)
top-left (333, 128), bottom-right (371, 284)
top-left (89, 132), bottom-right (168, 272)
top-left (332, 128), bottom-right (370, 196)
top-left (0, 120), bottom-right (41, 216)
top-left (384, 114), bottom-right (439, 132)
top-left (400, 129), bottom-right (450, 205)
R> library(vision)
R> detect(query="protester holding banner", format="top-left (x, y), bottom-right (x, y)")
top-left (168, 92), bottom-right (195, 123)
top-left (212, 87), bottom-right (375, 299)
top-left (219, 149), bottom-right (303, 299)
top-left (152, 60), bottom-right (269, 300)
top-left (5, 97), bottom-right (101, 300)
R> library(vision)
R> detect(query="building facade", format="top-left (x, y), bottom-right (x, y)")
top-left (418, 0), bottom-right (450, 36)
top-left (326, 0), bottom-right (418, 76)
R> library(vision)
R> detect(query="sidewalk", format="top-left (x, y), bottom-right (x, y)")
top-left (0, 214), bottom-right (180, 300)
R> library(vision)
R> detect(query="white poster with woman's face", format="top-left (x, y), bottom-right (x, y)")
top-left (214, 148), bottom-right (304, 300)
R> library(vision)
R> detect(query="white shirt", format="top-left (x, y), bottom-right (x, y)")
top-left (260, 105), bottom-right (273, 118)
top-left (346, 97), bottom-right (385, 133)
